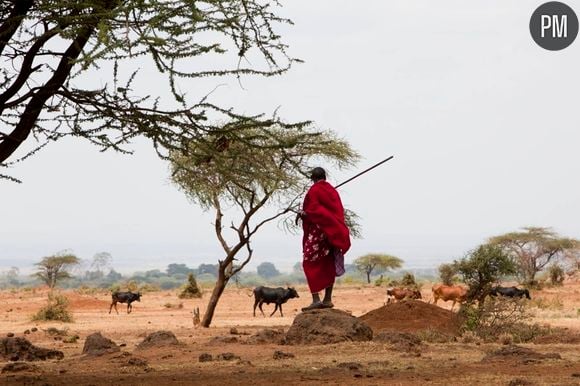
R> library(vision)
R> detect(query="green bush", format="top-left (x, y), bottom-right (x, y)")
top-left (179, 273), bottom-right (202, 299)
top-left (32, 292), bottom-right (73, 322)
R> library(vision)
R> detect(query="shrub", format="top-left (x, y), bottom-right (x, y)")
top-left (459, 297), bottom-right (545, 343)
top-left (438, 263), bottom-right (457, 285)
top-left (548, 264), bottom-right (565, 286)
top-left (178, 273), bottom-right (202, 298)
top-left (32, 293), bottom-right (73, 322)
top-left (374, 275), bottom-right (389, 287)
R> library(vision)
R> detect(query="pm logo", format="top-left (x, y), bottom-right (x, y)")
top-left (530, 2), bottom-right (578, 50)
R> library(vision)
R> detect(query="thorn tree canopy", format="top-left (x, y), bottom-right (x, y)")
top-left (489, 226), bottom-right (579, 286)
top-left (0, 0), bottom-right (302, 182)
top-left (170, 124), bottom-right (358, 327)
top-left (353, 253), bottom-right (403, 284)
top-left (33, 251), bottom-right (80, 289)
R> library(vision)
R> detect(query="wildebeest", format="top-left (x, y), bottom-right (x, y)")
top-left (109, 291), bottom-right (141, 314)
top-left (432, 284), bottom-right (468, 311)
top-left (385, 287), bottom-right (422, 304)
top-left (252, 286), bottom-right (299, 317)
top-left (490, 286), bottom-right (531, 299)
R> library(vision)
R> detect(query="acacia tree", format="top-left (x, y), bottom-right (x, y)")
top-left (170, 125), bottom-right (357, 327)
top-left (353, 254), bottom-right (402, 284)
top-left (489, 227), bottom-right (578, 286)
top-left (453, 244), bottom-right (515, 304)
top-left (33, 251), bottom-right (80, 289)
top-left (0, 0), bottom-right (300, 181)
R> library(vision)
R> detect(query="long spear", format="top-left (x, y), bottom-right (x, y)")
top-left (334, 155), bottom-right (394, 189)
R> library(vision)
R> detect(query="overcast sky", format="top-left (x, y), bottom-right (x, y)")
top-left (2, 1), bottom-right (579, 273)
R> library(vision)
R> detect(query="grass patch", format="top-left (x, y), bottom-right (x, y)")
top-left (32, 292), bottom-right (73, 322)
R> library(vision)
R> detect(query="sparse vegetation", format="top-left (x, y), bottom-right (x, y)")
top-left (33, 252), bottom-right (80, 289)
top-left (548, 264), bottom-right (565, 286)
top-left (179, 273), bottom-right (202, 299)
top-left (32, 293), bottom-right (73, 323)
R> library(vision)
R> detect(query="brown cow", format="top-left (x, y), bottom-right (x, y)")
top-left (431, 284), bottom-right (467, 311)
top-left (385, 287), bottom-right (422, 304)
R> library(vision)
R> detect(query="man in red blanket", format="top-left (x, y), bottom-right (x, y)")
top-left (299, 167), bottom-right (351, 311)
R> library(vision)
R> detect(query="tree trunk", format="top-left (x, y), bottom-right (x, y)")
top-left (201, 270), bottom-right (228, 327)
top-left (366, 271), bottom-right (371, 284)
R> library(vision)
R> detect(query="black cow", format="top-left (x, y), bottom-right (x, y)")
top-left (490, 286), bottom-right (531, 299)
top-left (252, 286), bottom-right (299, 317)
top-left (109, 291), bottom-right (142, 314)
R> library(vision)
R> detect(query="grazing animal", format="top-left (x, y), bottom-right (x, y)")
top-left (431, 284), bottom-right (468, 311)
top-left (252, 286), bottom-right (299, 317)
top-left (490, 286), bottom-right (531, 299)
top-left (192, 307), bottom-right (201, 327)
top-left (109, 291), bottom-right (141, 314)
top-left (385, 287), bottom-right (422, 304)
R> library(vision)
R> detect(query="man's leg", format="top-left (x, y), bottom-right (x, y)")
top-left (322, 285), bottom-right (334, 308)
top-left (301, 292), bottom-right (323, 311)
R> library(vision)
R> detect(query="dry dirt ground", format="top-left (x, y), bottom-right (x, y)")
top-left (1, 283), bottom-right (579, 385)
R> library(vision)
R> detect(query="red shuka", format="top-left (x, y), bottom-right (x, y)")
top-left (302, 180), bottom-right (351, 293)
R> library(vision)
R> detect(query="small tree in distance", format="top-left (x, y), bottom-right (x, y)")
top-left (438, 263), bottom-right (457, 285)
top-left (257, 262), bottom-right (280, 279)
top-left (33, 252), bottom-right (80, 289)
top-left (179, 273), bottom-right (202, 299)
top-left (354, 254), bottom-right (403, 284)
top-left (489, 227), bottom-right (578, 286)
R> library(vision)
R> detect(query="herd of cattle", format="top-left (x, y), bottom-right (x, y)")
top-left (107, 284), bottom-right (531, 316)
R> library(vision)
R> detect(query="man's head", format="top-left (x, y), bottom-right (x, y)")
top-left (310, 167), bottom-right (326, 182)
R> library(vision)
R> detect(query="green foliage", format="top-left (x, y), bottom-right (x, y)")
top-left (354, 254), bottom-right (403, 284)
top-left (548, 264), bottom-right (565, 286)
top-left (32, 293), bottom-right (73, 323)
top-left (400, 272), bottom-right (417, 288)
top-left (0, 0), bottom-right (306, 180)
top-left (489, 227), bottom-right (579, 285)
top-left (167, 263), bottom-right (194, 276)
top-left (256, 262), bottom-right (281, 279)
top-left (179, 273), bottom-right (203, 299)
top-left (438, 263), bottom-right (457, 285)
top-left (33, 252), bottom-right (80, 289)
top-left (453, 244), bottom-right (516, 303)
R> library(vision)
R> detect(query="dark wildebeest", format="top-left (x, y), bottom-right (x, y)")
top-left (109, 291), bottom-right (141, 314)
top-left (432, 284), bottom-right (468, 311)
top-left (385, 287), bottom-right (422, 304)
top-left (490, 286), bottom-right (531, 299)
top-left (252, 286), bottom-right (299, 317)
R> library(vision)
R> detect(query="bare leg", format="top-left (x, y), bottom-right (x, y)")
top-left (301, 293), bottom-right (323, 311)
top-left (322, 286), bottom-right (334, 308)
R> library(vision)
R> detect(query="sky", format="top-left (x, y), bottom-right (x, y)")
top-left (1, 1), bottom-right (579, 274)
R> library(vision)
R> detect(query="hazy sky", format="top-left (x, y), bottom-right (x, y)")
top-left (2, 1), bottom-right (579, 273)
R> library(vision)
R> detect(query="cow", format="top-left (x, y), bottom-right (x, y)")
top-left (385, 287), bottom-right (422, 304)
top-left (252, 286), bottom-right (299, 317)
top-left (431, 284), bottom-right (468, 311)
top-left (490, 286), bottom-right (531, 299)
top-left (109, 291), bottom-right (141, 314)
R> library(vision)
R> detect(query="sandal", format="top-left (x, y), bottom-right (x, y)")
top-left (301, 301), bottom-right (324, 312)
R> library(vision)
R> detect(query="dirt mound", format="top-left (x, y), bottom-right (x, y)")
top-left (0, 337), bottom-right (64, 361)
top-left (82, 332), bottom-right (120, 356)
top-left (373, 331), bottom-right (423, 352)
top-left (245, 328), bottom-right (286, 345)
top-left (285, 309), bottom-right (373, 345)
top-left (136, 330), bottom-right (179, 350)
top-left (359, 300), bottom-right (461, 336)
top-left (483, 345), bottom-right (561, 364)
